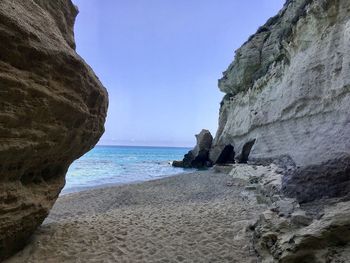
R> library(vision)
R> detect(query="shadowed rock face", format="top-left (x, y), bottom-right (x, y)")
top-left (210, 0), bottom-right (350, 201)
top-left (0, 0), bottom-right (108, 259)
top-left (173, 130), bottom-right (213, 168)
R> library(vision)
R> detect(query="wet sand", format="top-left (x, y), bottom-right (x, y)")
top-left (6, 170), bottom-right (266, 263)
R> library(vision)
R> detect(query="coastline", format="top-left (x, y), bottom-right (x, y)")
top-left (6, 169), bottom-right (267, 263)
top-left (60, 171), bottom-right (192, 195)
top-left (61, 165), bottom-right (196, 195)
top-left (62, 145), bottom-right (193, 195)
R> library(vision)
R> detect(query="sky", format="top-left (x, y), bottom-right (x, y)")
top-left (72, 0), bottom-right (285, 147)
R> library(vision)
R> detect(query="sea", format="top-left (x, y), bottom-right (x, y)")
top-left (62, 145), bottom-right (193, 194)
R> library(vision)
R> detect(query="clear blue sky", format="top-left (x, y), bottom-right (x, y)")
top-left (72, 0), bottom-right (285, 147)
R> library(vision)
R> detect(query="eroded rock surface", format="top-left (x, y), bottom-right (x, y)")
top-left (254, 194), bottom-right (350, 263)
top-left (211, 0), bottom-right (350, 201)
top-left (173, 129), bottom-right (213, 168)
top-left (226, 163), bottom-right (350, 263)
top-left (0, 0), bottom-right (108, 259)
top-left (210, 0), bottom-right (350, 261)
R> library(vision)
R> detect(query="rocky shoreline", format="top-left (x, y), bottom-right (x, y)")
top-left (226, 164), bottom-right (350, 262)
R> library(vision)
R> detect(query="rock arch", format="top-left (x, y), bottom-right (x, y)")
top-left (239, 139), bottom-right (256, 163)
top-left (216, 145), bottom-right (235, 164)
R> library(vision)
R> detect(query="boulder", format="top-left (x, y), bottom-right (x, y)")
top-left (0, 0), bottom-right (108, 259)
top-left (254, 201), bottom-right (350, 263)
top-left (210, 0), bottom-right (350, 201)
top-left (172, 160), bottom-right (184, 168)
top-left (173, 129), bottom-right (213, 168)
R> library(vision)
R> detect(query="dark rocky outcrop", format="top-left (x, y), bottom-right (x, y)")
top-left (0, 0), bottom-right (108, 260)
top-left (173, 129), bottom-right (213, 168)
top-left (282, 156), bottom-right (350, 203)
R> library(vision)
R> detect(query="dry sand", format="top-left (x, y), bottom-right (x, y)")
top-left (6, 170), bottom-right (266, 263)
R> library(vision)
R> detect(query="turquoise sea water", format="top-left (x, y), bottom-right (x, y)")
top-left (62, 145), bottom-right (192, 194)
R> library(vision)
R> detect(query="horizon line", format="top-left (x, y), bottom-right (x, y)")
top-left (96, 144), bottom-right (193, 149)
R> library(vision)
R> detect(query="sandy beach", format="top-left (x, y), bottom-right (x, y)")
top-left (6, 170), bottom-right (266, 263)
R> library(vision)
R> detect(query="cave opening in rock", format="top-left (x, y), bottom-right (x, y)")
top-left (216, 145), bottom-right (235, 164)
top-left (239, 139), bottom-right (256, 163)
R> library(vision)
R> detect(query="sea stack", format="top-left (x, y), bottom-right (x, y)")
top-left (0, 0), bottom-right (108, 259)
top-left (210, 0), bottom-right (350, 202)
top-left (173, 129), bottom-right (213, 168)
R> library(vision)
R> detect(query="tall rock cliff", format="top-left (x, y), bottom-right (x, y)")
top-left (210, 0), bottom-right (350, 202)
top-left (0, 0), bottom-right (108, 259)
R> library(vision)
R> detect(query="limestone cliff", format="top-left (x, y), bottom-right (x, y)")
top-left (211, 0), bottom-right (350, 202)
top-left (0, 0), bottom-right (108, 259)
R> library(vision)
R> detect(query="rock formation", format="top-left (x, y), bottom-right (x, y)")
top-left (211, 0), bottom-right (350, 261)
top-left (0, 0), bottom-right (108, 260)
top-left (254, 199), bottom-right (350, 263)
top-left (227, 162), bottom-right (350, 263)
top-left (210, 0), bottom-right (350, 202)
top-left (173, 129), bottom-right (213, 168)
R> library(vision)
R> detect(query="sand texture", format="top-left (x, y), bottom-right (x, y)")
top-left (6, 171), bottom-right (266, 263)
